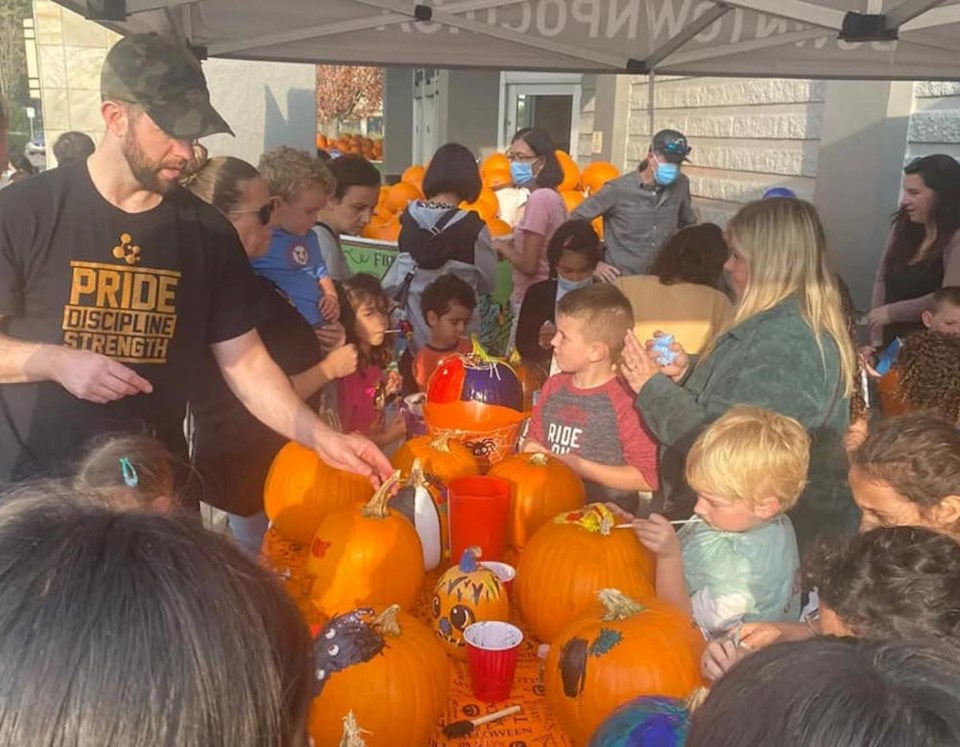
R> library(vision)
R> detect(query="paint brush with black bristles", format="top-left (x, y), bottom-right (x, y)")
top-left (442, 705), bottom-right (521, 739)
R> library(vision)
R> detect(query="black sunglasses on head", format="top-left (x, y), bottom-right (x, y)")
top-left (230, 201), bottom-right (274, 225)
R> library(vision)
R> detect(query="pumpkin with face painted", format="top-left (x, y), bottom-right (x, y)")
top-left (432, 547), bottom-right (509, 658)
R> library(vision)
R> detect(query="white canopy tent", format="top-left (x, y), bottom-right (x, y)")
top-left (56, 0), bottom-right (960, 80)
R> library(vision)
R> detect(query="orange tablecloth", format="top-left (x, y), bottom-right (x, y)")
top-left (261, 528), bottom-right (572, 747)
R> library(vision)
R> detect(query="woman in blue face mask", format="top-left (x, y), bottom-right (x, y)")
top-left (493, 128), bottom-right (568, 350)
top-left (515, 219), bottom-right (602, 376)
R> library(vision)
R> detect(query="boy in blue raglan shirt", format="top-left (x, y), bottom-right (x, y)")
top-left (253, 146), bottom-right (339, 330)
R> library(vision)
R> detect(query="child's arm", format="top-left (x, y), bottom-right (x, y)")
top-left (632, 514), bottom-right (691, 615)
top-left (559, 455), bottom-right (653, 491)
top-left (522, 439), bottom-right (549, 454)
top-left (317, 276), bottom-right (340, 322)
top-left (290, 344), bottom-right (358, 400)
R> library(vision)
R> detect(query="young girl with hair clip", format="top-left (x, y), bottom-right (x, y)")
top-left (336, 274), bottom-right (406, 447)
top-left (621, 198), bottom-right (858, 555)
top-left (0, 488), bottom-right (314, 747)
top-left (73, 432), bottom-right (178, 512)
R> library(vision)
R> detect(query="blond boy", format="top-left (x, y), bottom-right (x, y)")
top-left (623, 406), bottom-right (808, 634)
top-left (252, 147), bottom-right (339, 329)
top-left (525, 284), bottom-right (658, 513)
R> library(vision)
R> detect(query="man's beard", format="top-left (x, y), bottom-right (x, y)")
top-left (121, 128), bottom-right (183, 194)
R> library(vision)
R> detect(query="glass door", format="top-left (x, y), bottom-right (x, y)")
top-left (504, 83), bottom-right (580, 158)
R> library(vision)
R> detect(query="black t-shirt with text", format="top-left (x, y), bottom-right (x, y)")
top-left (0, 163), bottom-right (259, 482)
top-left (190, 277), bottom-right (322, 516)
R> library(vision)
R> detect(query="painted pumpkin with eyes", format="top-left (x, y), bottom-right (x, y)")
top-left (432, 547), bottom-right (509, 658)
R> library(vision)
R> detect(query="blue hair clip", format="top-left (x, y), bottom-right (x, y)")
top-left (119, 457), bottom-right (139, 488)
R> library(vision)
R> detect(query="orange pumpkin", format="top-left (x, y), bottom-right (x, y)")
top-left (308, 472), bottom-right (425, 615)
top-left (545, 589), bottom-right (705, 745)
top-left (483, 166), bottom-right (513, 190)
top-left (581, 161), bottom-right (620, 195)
top-left (486, 217), bottom-right (513, 237)
top-left (391, 432), bottom-right (480, 484)
top-left (516, 504), bottom-right (655, 643)
top-left (432, 547), bottom-right (509, 658)
top-left (310, 605), bottom-right (450, 747)
top-left (383, 181), bottom-right (422, 213)
top-left (263, 441), bottom-right (374, 546)
top-left (561, 189), bottom-right (585, 212)
top-left (509, 350), bottom-right (546, 411)
top-left (401, 164), bottom-right (425, 191)
top-left (592, 216), bottom-right (604, 240)
top-left (460, 187), bottom-right (499, 222)
top-left (488, 452), bottom-right (586, 551)
top-left (481, 152), bottom-right (510, 175)
top-left (556, 150), bottom-right (581, 192)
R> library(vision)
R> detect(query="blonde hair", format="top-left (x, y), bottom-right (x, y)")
top-left (181, 145), bottom-right (261, 213)
top-left (686, 405), bottom-right (810, 510)
top-left (556, 284), bottom-right (634, 358)
top-left (257, 145), bottom-right (335, 203)
top-left (74, 434), bottom-right (176, 510)
top-left (715, 199), bottom-right (856, 397)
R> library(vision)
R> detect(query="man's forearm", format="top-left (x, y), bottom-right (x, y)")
top-left (0, 332), bottom-right (59, 385)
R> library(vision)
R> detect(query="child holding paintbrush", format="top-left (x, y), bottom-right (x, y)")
top-left (612, 406), bottom-right (808, 637)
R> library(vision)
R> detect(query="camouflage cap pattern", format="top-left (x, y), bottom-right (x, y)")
top-left (101, 34), bottom-right (233, 140)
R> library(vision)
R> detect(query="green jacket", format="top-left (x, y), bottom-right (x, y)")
top-left (637, 298), bottom-right (858, 555)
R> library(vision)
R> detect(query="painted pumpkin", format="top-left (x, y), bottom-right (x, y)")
top-left (389, 459), bottom-right (445, 571)
top-left (432, 547), bottom-right (509, 658)
top-left (263, 441), bottom-right (374, 546)
top-left (508, 349), bottom-right (545, 412)
top-left (546, 590), bottom-right (705, 746)
top-left (587, 696), bottom-right (690, 747)
top-left (427, 336), bottom-right (523, 412)
top-left (308, 472), bottom-right (425, 615)
top-left (516, 504), bottom-right (655, 643)
top-left (310, 605), bottom-right (450, 747)
top-left (423, 400), bottom-right (525, 468)
top-left (391, 432), bottom-right (480, 485)
top-left (488, 452), bottom-right (586, 551)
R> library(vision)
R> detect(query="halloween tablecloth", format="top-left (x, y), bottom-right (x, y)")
top-left (261, 528), bottom-right (573, 747)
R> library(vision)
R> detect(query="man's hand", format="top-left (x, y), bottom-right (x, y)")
top-left (319, 344), bottom-right (359, 381)
top-left (319, 293), bottom-right (341, 323)
top-left (312, 428), bottom-right (393, 487)
top-left (314, 321), bottom-right (347, 353)
top-left (47, 347), bottom-right (152, 404)
top-left (593, 261), bottom-right (621, 284)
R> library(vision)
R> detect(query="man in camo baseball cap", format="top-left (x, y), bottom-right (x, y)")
top-left (101, 34), bottom-right (233, 140)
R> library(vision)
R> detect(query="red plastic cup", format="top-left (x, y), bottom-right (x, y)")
top-left (480, 561), bottom-right (516, 596)
top-left (448, 476), bottom-right (511, 562)
top-left (464, 621), bottom-right (523, 702)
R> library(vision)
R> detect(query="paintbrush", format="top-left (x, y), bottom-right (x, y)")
top-left (442, 705), bottom-right (521, 739)
top-left (614, 517), bottom-right (702, 529)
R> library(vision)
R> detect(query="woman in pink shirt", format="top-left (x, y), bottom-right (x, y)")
top-left (495, 128), bottom-right (568, 347)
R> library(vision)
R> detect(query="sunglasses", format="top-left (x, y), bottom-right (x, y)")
top-left (230, 201), bottom-right (274, 226)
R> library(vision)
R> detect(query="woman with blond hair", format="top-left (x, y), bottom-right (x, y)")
top-left (621, 198), bottom-right (858, 553)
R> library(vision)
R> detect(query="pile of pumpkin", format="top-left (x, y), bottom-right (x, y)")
top-left (261, 344), bottom-right (704, 747)
top-left (317, 132), bottom-right (383, 161)
top-left (361, 152), bottom-right (620, 244)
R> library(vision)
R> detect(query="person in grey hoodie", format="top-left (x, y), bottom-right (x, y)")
top-left (383, 143), bottom-right (498, 362)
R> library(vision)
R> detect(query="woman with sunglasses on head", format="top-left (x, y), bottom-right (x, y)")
top-left (494, 128), bottom-right (568, 348)
top-left (181, 151), bottom-right (358, 554)
top-left (866, 155), bottom-right (960, 355)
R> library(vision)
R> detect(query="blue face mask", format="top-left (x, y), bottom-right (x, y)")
top-left (510, 161), bottom-right (535, 186)
top-left (556, 275), bottom-right (593, 298)
top-left (654, 161), bottom-right (680, 186)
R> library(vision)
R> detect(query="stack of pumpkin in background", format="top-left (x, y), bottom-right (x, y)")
top-left (361, 151), bottom-right (621, 244)
top-left (260, 324), bottom-right (704, 746)
top-left (317, 132), bottom-right (383, 161)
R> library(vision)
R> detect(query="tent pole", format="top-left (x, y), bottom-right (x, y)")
top-left (647, 69), bottom-right (656, 143)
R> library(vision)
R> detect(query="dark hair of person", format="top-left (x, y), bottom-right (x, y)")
top-left (808, 526), bottom-right (960, 640)
top-left (0, 490), bottom-right (313, 747)
top-left (74, 432), bottom-right (177, 508)
top-left (687, 637), bottom-right (960, 747)
top-left (421, 143), bottom-right (482, 204)
top-left (896, 330), bottom-right (960, 422)
top-left (546, 219), bottom-right (602, 273)
top-left (180, 145), bottom-right (260, 214)
top-left (316, 148), bottom-right (332, 162)
top-left (649, 223), bottom-right (728, 287)
top-left (886, 154), bottom-right (960, 273)
top-left (851, 413), bottom-right (960, 510)
top-left (420, 274), bottom-right (477, 319)
top-left (339, 273), bottom-right (391, 369)
top-left (328, 154), bottom-right (381, 200)
top-left (10, 153), bottom-right (37, 175)
top-left (52, 131), bottom-right (96, 166)
top-left (512, 128), bottom-right (563, 190)
top-left (933, 285), bottom-right (960, 309)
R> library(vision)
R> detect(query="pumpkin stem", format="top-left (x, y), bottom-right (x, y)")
top-left (340, 711), bottom-right (369, 747)
top-left (598, 588), bottom-right (645, 621)
top-left (459, 546), bottom-right (482, 571)
top-left (372, 604), bottom-right (402, 638)
top-left (361, 471), bottom-right (403, 519)
top-left (470, 334), bottom-right (494, 364)
top-left (428, 432), bottom-right (463, 453)
top-left (528, 452), bottom-right (550, 467)
top-left (409, 458), bottom-right (426, 485)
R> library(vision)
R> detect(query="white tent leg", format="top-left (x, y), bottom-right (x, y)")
top-left (647, 69), bottom-right (656, 145)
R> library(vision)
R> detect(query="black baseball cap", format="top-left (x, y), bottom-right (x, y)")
top-left (652, 129), bottom-right (691, 163)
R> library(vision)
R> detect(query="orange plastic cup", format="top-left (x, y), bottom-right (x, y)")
top-left (448, 476), bottom-right (511, 563)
